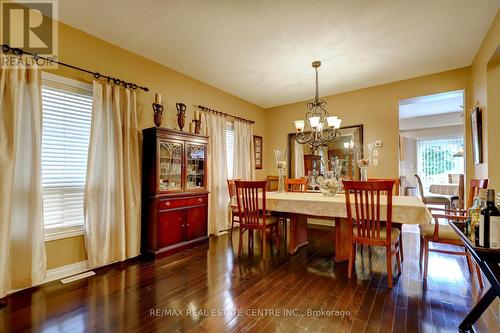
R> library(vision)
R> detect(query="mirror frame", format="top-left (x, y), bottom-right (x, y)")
top-left (286, 124), bottom-right (364, 178)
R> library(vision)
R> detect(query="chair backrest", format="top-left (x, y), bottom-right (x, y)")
top-left (227, 179), bottom-right (240, 207)
top-left (234, 180), bottom-right (268, 227)
top-left (285, 177), bottom-right (308, 192)
top-left (343, 180), bottom-right (395, 245)
top-left (415, 174), bottom-right (426, 204)
top-left (368, 178), bottom-right (400, 195)
top-left (448, 173), bottom-right (461, 184)
top-left (466, 178), bottom-right (488, 209)
top-left (266, 175), bottom-right (279, 192)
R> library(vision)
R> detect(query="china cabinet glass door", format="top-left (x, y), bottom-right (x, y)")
top-left (159, 141), bottom-right (183, 192)
top-left (186, 143), bottom-right (206, 190)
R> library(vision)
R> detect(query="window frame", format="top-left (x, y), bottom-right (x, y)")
top-left (41, 72), bottom-right (92, 241)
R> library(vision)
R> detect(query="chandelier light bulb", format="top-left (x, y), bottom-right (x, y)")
top-left (294, 120), bottom-right (305, 132)
top-left (309, 116), bottom-right (320, 128)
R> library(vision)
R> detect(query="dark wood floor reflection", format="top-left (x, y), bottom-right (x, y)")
top-left (0, 225), bottom-right (498, 333)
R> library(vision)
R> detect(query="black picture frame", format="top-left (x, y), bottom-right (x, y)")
top-left (470, 107), bottom-right (483, 165)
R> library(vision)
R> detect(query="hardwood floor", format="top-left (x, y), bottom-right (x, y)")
top-left (0, 225), bottom-right (498, 333)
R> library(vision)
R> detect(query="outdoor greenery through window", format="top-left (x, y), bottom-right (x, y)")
top-left (416, 137), bottom-right (464, 190)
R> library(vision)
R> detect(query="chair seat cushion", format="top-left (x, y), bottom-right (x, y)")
top-left (425, 194), bottom-right (452, 203)
top-left (352, 227), bottom-right (400, 242)
top-left (419, 223), bottom-right (460, 240)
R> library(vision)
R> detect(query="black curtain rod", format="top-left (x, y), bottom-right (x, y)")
top-left (197, 105), bottom-right (255, 124)
top-left (1, 44), bottom-right (149, 92)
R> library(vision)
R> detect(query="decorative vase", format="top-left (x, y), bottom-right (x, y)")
top-left (274, 149), bottom-right (288, 193)
top-left (152, 103), bottom-right (164, 127)
top-left (319, 175), bottom-right (340, 196)
top-left (176, 103), bottom-right (186, 131)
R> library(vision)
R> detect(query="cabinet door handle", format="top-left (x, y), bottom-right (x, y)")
top-left (186, 223), bottom-right (190, 227)
top-left (198, 198), bottom-right (203, 202)
top-left (165, 201), bottom-right (171, 207)
top-left (181, 224), bottom-right (185, 228)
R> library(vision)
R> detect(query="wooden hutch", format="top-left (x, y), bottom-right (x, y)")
top-left (142, 127), bottom-right (209, 258)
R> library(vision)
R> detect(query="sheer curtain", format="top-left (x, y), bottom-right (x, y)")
top-left (233, 120), bottom-right (255, 180)
top-left (0, 60), bottom-right (46, 297)
top-left (202, 112), bottom-right (229, 235)
top-left (294, 140), bottom-right (305, 178)
top-left (84, 81), bottom-right (141, 268)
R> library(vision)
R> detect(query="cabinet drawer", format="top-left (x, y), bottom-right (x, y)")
top-left (159, 195), bottom-right (207, 210)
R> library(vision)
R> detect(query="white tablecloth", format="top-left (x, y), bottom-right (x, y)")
top-left (429, 183), bottom-right (459, 196)
top-left (264, 192), bottom-right (432, 225)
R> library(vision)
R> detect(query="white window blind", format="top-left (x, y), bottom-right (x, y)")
top-left (226, 121), bottom-right (235, 179)
top-left (41, 73), bottom-right (93, 234)
top-left (416, 136), bottom-right (464, 190)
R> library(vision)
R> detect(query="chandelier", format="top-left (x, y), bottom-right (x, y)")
top-left (294, 61), bottom-right (342, 153)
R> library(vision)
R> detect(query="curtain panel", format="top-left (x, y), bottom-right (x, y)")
top-left (84, 81), bottom-right (141, 268)
top-left (0, 59), bottom-right (46, 297)
top-left (233, 121), bottom-right (255, 180)
top-left (202, 113), bottom-right (229, 235)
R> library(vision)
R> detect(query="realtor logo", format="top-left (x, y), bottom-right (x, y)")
top-left (1, 0), bottom-right (58, 55)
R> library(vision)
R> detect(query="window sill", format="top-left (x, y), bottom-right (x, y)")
top-left (45, 225), bottom-right (85, 242)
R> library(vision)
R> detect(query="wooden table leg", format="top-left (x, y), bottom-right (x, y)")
top-left (334, 217), bottom-right (351, 263)
top-left (458, 287), bottom-right (497, 332)
top-left (288, 213), bottom-right (308, 254)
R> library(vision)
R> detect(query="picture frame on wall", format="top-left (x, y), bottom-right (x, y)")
top-left (253, 135), bottom-right (263, 169)
top-left (470, 106), bottom-right (483, 165)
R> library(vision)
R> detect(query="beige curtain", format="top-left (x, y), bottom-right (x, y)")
top-left (84, 81), bottom-right (141, 268)
top-left (233, 120), bottom-right (255, 180)
top-left (0, 59), bottom-right (46, 297)
top-left (202, 112), bottom-right (229, 235)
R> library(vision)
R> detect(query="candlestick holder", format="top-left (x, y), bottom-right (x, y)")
top-left (192, 119), bottom-right (201, 134)
top-left (176, 103), bottom-right (186, 131)
top-left (152, 103), bottom-right (164, 127)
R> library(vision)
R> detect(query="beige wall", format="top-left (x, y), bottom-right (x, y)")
top-left (469, 11), bottom-right (500, 187)
top-left (487, 57), bottom-right (500, 189)
top-left (44, 21), bottom-right (266, 269)
top-left (264, 68), bottom-right (470, 179)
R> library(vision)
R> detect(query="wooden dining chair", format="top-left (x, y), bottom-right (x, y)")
top-left (343, 180), bottom-right (402, 288)
top-left (266, 175), bottom-right (279, 192)
top-left (368, 178), bottom-right (400, 195)
top-left (284, 177), bottom-right (308, 192)
top-left (419, 178), bottom-right (487, 287)
top-left (420, 207), bottom-right (483, 288)
top-left (368, 178), bottom-right (404, 260)
top-left (465, 178), bottom-right (488, 210)
top-left (415, 174), bottom-right (452, 209)
top-left (227, 179), bottom-right (241, 239)
top-left (234, 180), bottom-right (280, 258)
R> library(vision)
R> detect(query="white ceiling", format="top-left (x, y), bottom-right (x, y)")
top-left (57, 0), bottom-right (500, 108)
top-left (399, 90), bottom-right (464, 119)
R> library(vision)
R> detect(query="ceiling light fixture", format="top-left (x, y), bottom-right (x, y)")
top-left (294, 61), bottom-right (342, 153)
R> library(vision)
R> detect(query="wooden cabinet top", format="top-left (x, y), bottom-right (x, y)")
top-left (143, 127), bottom-right (208, 142)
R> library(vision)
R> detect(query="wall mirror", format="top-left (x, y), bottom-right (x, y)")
top-left (287, 124), bottom-right (363, 180)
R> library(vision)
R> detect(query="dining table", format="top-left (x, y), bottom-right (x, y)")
top-left (429, 183), bottom-right (459, 196)
top-left (264, 192), bottom-right (433, 261)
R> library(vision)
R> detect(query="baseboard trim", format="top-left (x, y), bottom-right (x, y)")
top-left (45, 261), bottom-right (89, 284)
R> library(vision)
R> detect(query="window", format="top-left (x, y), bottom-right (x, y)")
top-left (416, 137), bottom-right (464, 190)
top-left (226, 121), bottom-right (235, 178)
top-left (41, 73), bottom-right (93, 240)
